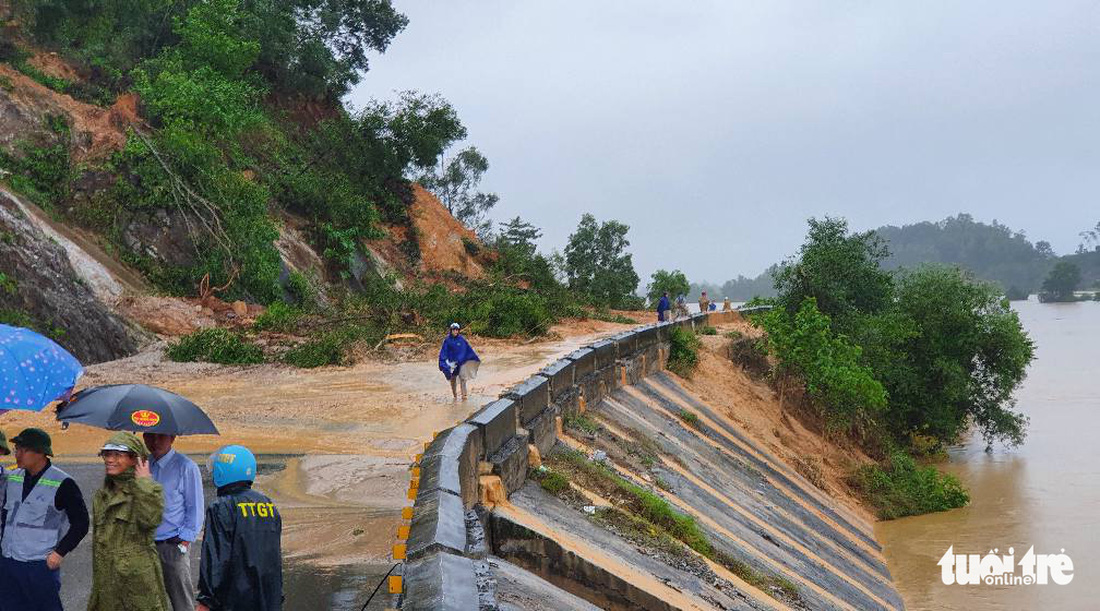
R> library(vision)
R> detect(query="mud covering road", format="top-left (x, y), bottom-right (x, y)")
top-left (51, 458), bottom-right (397, 610)
top-left (1, 318), bottom-right (640, 609)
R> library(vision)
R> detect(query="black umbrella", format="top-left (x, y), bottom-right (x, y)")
top-left (57, 384), bottom-right (219, 435)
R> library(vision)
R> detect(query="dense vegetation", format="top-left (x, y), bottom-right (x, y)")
top-left (752, 217), bottom-right (1036, 517)
top-left (2, 0), bottom-right (646, 365)
top-left (1039, 261), bottom-right (1082, 302)
top-left (697, 214), bottom-right (1100, 301)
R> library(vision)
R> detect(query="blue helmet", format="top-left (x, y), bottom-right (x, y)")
top-left (208, 445), bottom-right (257, 488)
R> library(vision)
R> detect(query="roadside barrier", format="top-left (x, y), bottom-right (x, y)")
top-left (395, 310), bottom-right (743, 609)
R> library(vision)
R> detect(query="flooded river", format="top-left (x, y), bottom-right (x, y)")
top-left (877, 298), bottom-right (1100, 610)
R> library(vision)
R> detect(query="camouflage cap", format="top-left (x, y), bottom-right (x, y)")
top-left (99, 431), bottom-right (149, 459)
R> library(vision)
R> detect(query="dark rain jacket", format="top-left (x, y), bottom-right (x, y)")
top-left (197, 483), bottom-right (283, 611)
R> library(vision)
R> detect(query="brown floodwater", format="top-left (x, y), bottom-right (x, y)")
top-left (876, 297), bottom-right (1100, 610)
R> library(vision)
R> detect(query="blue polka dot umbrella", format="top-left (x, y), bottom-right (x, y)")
top-left (0, 324), bottom-right (83, 412)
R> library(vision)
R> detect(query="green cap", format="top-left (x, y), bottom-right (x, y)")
top-left (0, 430), bottom-right (10, 456)
top-left (11, 428), bottom-right (53, 456)
top-left (100, 431), bottom-right (148, 459)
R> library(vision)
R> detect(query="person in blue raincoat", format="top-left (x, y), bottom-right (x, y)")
top-left (656, 292), bottom-right (670, 322)
top-left (438, 323), bottom-right (480, 401)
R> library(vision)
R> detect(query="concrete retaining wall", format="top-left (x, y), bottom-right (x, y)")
top-left (399, 310), bottom-right (743, 609)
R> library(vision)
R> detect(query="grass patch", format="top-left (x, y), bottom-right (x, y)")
top-left (584, 307), bottom-right (638, 324)
top-left (724, 330), bottom-right (743, 339)
top-left (849, 451), bottom-right (969, 519)
top-left (167, 328), bottom-right (264, 364)
top-left (539, 471), bottom-right (570, 494)
top-left (713, 550), bottom-right (800, 601)
top-left (700, 325), bottom-right (718, 335)
top-left (545, 448), bottom-right (799, 603)
top-left (678, 409), bottom-right (700, 428)
top-left (667, 326), bottom-right (700, 378)
top-left (563, 413), bottom-right (600, 436)
top-left (550, 449), bottom-right (710, 555)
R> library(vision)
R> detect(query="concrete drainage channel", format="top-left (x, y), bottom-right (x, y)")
top-left (390, 311), bottom-right (737, 611)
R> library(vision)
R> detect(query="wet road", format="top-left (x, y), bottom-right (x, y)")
top-left (51, 459), bottom-right (392, 611)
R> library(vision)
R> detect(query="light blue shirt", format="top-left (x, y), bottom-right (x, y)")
top-left (150, 449), bottom-right (204, 542)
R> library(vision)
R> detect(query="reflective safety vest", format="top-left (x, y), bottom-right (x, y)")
top-left (1, 465), bottom-right (72, 562)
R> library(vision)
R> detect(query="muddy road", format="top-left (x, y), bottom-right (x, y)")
top-left (2, 319), bottom-right (639, 609)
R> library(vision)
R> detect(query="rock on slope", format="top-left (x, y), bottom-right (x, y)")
top-left (0, 188), bottom-right (137, 363)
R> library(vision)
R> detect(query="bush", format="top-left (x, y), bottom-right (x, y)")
top-left (667, 327), bottom-right (700, 378)
top-left (167, 328), bottom-right (263, 364)
top-left (282, 331), bottom-right (353, 368)
top-left (850, 451), bottom-right (969, 519)
top-left (0, 115), bottom-right (71, 207)
top-left (459, 289), bottom-right (551, 338)
top-left (700, 326), bottom-right (717, 335)
top-left (252, 301), bottom-right (302, 333)
top-left (758, 298), bottom-right (886, 436)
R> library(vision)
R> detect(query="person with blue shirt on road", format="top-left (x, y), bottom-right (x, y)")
top-left (438, 322), bottom-right (480, 402)
top-left (144, 433), bottom-right (204, 611)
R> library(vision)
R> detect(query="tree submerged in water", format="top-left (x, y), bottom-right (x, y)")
top-left (1039, 261), bottom-right (1082, 302)
top-left (760, 217), bottom-right (1036, 449)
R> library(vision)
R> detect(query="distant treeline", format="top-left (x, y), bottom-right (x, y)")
top-left (693, 214), bottom-right (1100, 301)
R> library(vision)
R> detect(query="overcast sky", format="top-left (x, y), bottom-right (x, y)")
top-left (350, 1), bottom-right (1100, 284)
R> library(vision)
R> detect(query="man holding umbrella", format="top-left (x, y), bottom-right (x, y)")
top-left (0, 428), bottom-right (90, 611)
top-left (144, 433), bottom-right (203, 611)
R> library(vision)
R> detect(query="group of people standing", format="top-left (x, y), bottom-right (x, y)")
top-left (0, 428), bottom-right (283, 610)
top-left (656, 291), bottom-right (732, 321)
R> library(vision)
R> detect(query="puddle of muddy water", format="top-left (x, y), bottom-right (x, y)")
top-left (285, 561), bottom-right (397, 611)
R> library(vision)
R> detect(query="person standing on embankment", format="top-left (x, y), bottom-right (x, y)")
top-left (698, 291), bottom-right (711, 315)
top-left (657, 291), bottom-right (671, 322)
top-left (439, 323), bottom-right (480, 402)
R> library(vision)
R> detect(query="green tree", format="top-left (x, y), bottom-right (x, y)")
top-left (647, 270), bottom-right (690, 307)
top-left (1039, 261), bottom-right (1081, 302)
top-left (563, 214), bottom-right (640, 309)
top-left (419, 146), bottom-right (498, 234)
top-left (879, 267), bottom-right (1034, 446)
top-left (497, 217), bottom-right (541, 256)
top-left (759, 298), bottom-right (887, 437)
top-left (774, 217), bottom-right (893, 332)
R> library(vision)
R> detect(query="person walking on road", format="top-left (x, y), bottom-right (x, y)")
top-left (0, 428), bottom-right (89, 611)
top-left (656, 292), bottom-right (670, 322)
top-left (439, 323), bottom-right (480, 402)
top-left (87, 432), bottom-right (170, 611)
top-left (197, 445), bottom-right (282, 611)
top-left (144, 433), bottom-right (204, 611)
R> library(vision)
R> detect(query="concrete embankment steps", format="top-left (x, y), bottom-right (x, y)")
top-left (395, 311), bottom-right (906, 610)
